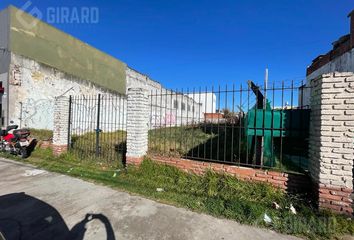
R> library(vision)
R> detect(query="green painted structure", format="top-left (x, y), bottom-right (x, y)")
top-left (7, 6), bottom-right (126, 94)
top-left (246, 108), bottom-right (310, 138)
top-left (246, 104), bottom-right (311, 169)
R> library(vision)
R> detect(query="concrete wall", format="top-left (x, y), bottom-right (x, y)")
top-left (70, 94), bottom-right (126, 135)
top-left (126, 67), bottom-right (203, 128)
top-left (150, 89), bottom-right (202, 128)
top-left (298, 86), bottom-right (311, 108)
top-left (0, 6), bottom-right (206, 130)
top-left (8, 53), bottom-right (118, 129)
top-left (126, 67), bottom-right (162, 94)
top-left (0, 8), bottom-right (10, 125)
top-left (8, 54), bottom-right (203, 131)
top-left (304, 49), bottom-right (354, 108)
top-left (187, 93), bottom-right (216, 114)
top-left (307, 49), bottom-right (354, 82)
top-left (8, 6), bottom-right (126, 94)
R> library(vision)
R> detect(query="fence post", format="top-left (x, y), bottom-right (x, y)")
top-left (53, 96), bottom-right (70, 156)
top-left (95, 94), bottom-right (101, 157)
top-left (126, 88), bottom-right (150, 165)
top-left (67, 95), bottom-right (72, 149)
top-left (309, 72), bottom-right (354, 215)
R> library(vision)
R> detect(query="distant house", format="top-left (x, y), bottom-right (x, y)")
top-left (204, 113), bottom-right (224, 123)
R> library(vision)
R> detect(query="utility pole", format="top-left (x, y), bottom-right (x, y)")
top-left (260, 68), bottom-right (268, 166)
top-left (264, 68), bottom-right (268, 108)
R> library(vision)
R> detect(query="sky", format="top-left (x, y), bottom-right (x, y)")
top-left (1, 0), bottom-right (353, 90)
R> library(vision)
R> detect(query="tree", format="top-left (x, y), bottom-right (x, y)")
top-left (222, 108), bottom-right (238, 124)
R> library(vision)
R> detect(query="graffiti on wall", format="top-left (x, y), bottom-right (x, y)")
top-left (70, 97), bottom-right (127, 134)
top-left (11, 65), bottom-right (22, 86)
top-left (150, 112), bottom-right (176, 128)
top-left (20, 98), bottom-right (54, 129)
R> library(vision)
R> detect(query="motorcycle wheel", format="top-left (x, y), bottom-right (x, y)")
top-left (20, 147), bottom-right (28, 159)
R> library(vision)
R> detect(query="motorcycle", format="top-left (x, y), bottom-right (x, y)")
top-left (0, 125), bottom-right (34, 158)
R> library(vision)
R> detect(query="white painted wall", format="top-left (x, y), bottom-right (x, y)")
top-left (306, 49), bottom-right (354, 82)
top-left (298, 86), bottom-right (311, 109)
top-left (126, 66), bottom-right (203, 128)
top-left (304, 49), bottom-right (354, 107)
top-left (7, 54), bottom-right (202, 131)
top-left (9, 53), bottom-right (120, 130)
top-left (149, 90), bottom-right (202, 128)
top-left (126, 67), bottom-right (162, 94)
top-left (187, 92), bottom-right (216, 114)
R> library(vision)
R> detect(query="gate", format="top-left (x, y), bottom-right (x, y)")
top-left (68, 94), bottom-right (127, 163)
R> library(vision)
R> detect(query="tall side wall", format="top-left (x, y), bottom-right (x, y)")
top-left (307, 49), bottom-right (354, 82)
top-left (127, 67), bottom-right (203, 128)
top-left (7, 53), bottom-right (203, 130)
top-left (8, 53), bottom-right (118, 129)
top-left (126, 67), bottom-right (162, 94)
top-left (304, 49), bottom-right (354, 108)
top-left (8, 6), bottom-right (126, 94)
top-left (0, 8), bottom-right (10, 126)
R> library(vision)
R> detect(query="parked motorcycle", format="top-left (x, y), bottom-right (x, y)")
top-left (0, 125), bottom-right (34, 158)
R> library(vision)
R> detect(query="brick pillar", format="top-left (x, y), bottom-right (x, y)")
top-left (53, 96), bottom-right (70, 156)
top-left (309, 72), bottom-right (354, 215)
top-left (126, 88), bottom-right (149, 165)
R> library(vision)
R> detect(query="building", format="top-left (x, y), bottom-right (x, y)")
top-left (187, 92), bottom-right (216, 114)
top-left (0, 6), bottom-right (205, 130)
top-left (307, 10), bottom-right (354, 79)
top-left (301, 10), bottom-right (354, 107)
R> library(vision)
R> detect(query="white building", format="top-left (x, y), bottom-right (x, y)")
top-left (187, 92), bottom-right (216, 114)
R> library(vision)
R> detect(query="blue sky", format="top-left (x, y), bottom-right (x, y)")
top-left (1, 0), bottom-right (353, 90)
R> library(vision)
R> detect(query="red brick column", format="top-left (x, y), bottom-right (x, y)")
top-left (52, 145), bottom-right (68, 156)
top-left (318, 185), bottom-right (353, 214)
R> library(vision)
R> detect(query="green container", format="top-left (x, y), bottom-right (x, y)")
top-left (246, 109), bottom-right (310, 138)
top-left (245, 107), bottom-right (310, 169)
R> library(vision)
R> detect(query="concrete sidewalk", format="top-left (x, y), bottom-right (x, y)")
top-left (0, 158), bottom-right (301, 240)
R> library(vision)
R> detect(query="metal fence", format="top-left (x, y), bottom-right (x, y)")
top-left (148, 81), bottom-right (311, 173)
top-left (68, 94), bottom-right (127, 163)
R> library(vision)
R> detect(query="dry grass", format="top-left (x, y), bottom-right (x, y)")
top-left (148, 126), bottom-right (213, 157)
top-left (70, 130), bottom-right (126, 163)
top-left (29, 129), bottom-right (53, 141)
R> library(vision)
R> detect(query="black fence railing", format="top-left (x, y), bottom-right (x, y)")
top-left (68, 94), bottom-right (127, 163)
top-left (148, 81), bottom-right (311, 173)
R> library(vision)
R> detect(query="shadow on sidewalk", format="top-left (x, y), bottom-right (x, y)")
top-left (0, 192), bottom-right (116, 240)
